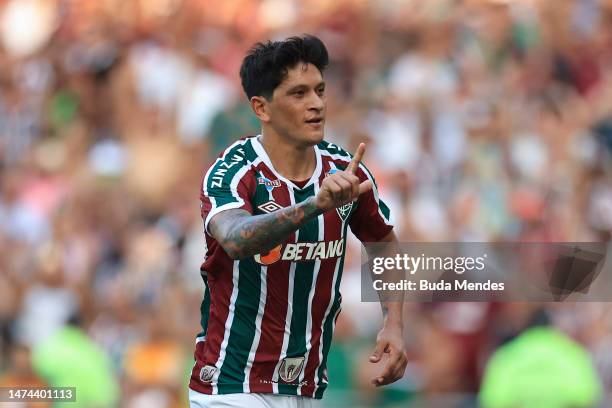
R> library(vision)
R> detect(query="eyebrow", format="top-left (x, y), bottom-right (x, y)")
top-left (286, 81), bottom-right (326, 94)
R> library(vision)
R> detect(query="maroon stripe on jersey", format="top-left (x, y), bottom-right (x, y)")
top-left (190, 249), bottom-right (235, 394)
top-left (189, 340), bottom-right (209, 393)
top-left (200, 192), bottom-right (212, 222)
top-left (249, 163), bottom-right (294, 392)
top-left (300, 157), bottom-right (342, 396)
top-left (199, 170), bottom-right (208, 219)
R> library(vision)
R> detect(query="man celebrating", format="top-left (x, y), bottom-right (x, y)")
top-left (190, 35), bottom-right (406, 407)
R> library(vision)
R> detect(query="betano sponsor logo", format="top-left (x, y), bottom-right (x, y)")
top-left (255, 239), bottom-right (344, 265)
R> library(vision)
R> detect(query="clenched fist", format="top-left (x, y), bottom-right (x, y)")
top-left (314, 143), bottom-right (372, 212)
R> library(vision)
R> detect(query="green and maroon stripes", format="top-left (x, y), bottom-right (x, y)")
top-left (277, 184), bottom-right (319, 395)
top-left (248, 162), bottom-right (295, 393)
top-left (299, 157), bottom-right (345, 396)
top-left (215, 257), bottom-right (264, 393)
top-left (314, 216), bottom-right (349, 399)
top-left (190, 253), bottom-right (236, 395)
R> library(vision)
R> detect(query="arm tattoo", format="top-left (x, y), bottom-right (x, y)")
top-left (210, 197), bottom-right (323, 259)
top-left (365, 233), bottom-right (403, 323)
top-left (381, 304), bottom-right (389, 318)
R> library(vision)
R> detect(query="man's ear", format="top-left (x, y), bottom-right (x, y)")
top-left (250, 96), bottom-right (270, 122)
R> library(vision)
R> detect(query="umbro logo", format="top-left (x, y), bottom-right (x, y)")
top-left (258, 200), bottom-right (284, 214)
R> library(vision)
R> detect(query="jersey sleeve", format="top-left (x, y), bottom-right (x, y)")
top-left (201, 154), bottom-right (254, 235)
top-left (349, 163), bottom-right (394, 242)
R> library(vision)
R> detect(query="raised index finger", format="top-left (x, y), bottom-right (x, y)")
top-left (347, 143), bottom-right (365, 175)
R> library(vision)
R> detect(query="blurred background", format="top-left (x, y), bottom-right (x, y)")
top-left (1, 0), bottom-right (612, 406)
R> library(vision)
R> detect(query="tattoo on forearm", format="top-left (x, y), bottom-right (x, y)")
top-left (365, 236), bottom-right (404, 317)
top-left (211, 197), bottom-right (323, 259)
top-left (278, 206), bottom-right (305, 223)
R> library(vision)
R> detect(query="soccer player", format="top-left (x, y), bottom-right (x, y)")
top-left (190, 35), bottom-right (407, 407)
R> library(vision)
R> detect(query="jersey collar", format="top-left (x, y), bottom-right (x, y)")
top-left (251, 135), bottom-right (322, 190)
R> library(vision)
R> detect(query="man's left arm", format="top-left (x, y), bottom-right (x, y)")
top-left (344, 146), bottom-right (407, 387)
top-left (365, 230), bottom-right (408, 387)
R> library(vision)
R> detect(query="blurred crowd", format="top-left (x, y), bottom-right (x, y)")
top-left (1, 0), bottom-right (612, 406)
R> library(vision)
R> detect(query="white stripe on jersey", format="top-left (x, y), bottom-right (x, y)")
top-left (312, 227), bottom-right (344, 394)
top-left (243, 265), bottom-right (268, 393)
top-left (297, 181), bottom-right (324, 395)
top-left (318, 149), bottom-right (392, 226)
top-left (212, 260), bottom-right (240, 395)
top-left (272, 186), bottom-right (298, 392)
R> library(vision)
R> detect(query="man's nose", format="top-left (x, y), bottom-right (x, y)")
top-left (309, 91), bottom-right (325, 111)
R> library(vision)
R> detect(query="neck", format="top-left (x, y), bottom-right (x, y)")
top-left (259, 128), bottom-right (316, 181)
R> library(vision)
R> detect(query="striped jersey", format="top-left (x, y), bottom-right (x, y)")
top-left (190, 135), bottom-right (392, 399)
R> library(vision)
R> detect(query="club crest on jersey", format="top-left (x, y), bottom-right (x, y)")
top-left (200, 365), bottom-right (217, 383)
top-left (326, 168), bottom-right (354, 222)
top-left (336, 202), bottom-right (354, 222)
top-left (258, 176), bottom-right (281, 192)
top-left (278, 356), bottom-right (305, 383)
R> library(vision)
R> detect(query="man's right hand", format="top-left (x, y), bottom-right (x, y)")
top-left (315, 143), bottom-right (373, 212)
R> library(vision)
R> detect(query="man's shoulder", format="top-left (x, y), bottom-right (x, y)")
top-left (206, 136), bottom-right (260, 170)
top-left (317, 139), bottom-right (352, 161)
top-left (203, 137), bottom-right (259, 189)
top-left (317, 140), bottom-right (377, 182)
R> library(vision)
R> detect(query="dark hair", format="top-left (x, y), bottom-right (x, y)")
top-left (240, 35), bottom-right (329, 100)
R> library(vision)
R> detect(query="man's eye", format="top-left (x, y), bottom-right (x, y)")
top-left (294, 91), bottom-right (305, 97)
top-left (317, 87), bottom-right (325, 95)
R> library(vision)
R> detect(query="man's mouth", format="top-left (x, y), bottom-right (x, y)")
top-left (305, 117), bottom-right (324, 125)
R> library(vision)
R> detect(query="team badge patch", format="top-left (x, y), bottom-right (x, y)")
top-left (200, 365), bottom-right (217, 383)
top-left (258, 200), bottom-right (284, 214)
top-left (336, 202), bottom-right (353, 222)
top-left (258, 176), bottom-right (281, 192)
top-left (278, 356), bottom-right (305, 383)
top-left (326, 168), bottom-right (355, 222)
